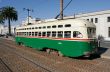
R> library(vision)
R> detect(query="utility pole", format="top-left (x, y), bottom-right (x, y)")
top-left (23, 8), bottom-right (33, 24)
top-left (60, 0), bottom-right (63, 20)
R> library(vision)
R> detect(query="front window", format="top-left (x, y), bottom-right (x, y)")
top-left (73, 31), bottom-right (83, 38)
top-left (87, 27), bottom-right (96, 38)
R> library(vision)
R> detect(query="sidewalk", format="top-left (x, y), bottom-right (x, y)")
top-left (0, 36), bottom-right (15, 41)
top-left (99, 41), bottom-right (110, 59)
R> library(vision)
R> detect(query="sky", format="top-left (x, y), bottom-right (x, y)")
top-left (0, 0), bottom-right (110, 26)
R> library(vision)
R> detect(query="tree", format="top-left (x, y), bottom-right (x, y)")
top-left (1, 6), bottom-right (18, 35)
top-left (0, 9), bottom-right (4, 24)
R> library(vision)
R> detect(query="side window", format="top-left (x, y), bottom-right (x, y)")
top-left (64, 31), bottom-right (71, 38)
top-left (47, 31), bottom-right (51, 37)
top-left (29, 32), bottom-right (31, 36)
top-left (58, 25), bottom-right (63, 28)
top-left (73, 31), bottom-right (83, 38)
top-left (65, 24), bottom-right (71, 27)
top-left (52, 25), bottom-right (56, 28)
top-left (27, 32), bottom-right (29, 36)
top-left (42, 32), bottom-right (46, 37)
top-left (38, 32), bottom-right (41, 36)
top-left (35, 32), bottom-right (38, 36)
top-left (57, 31), bottom-right (63, 38)
top-left (32, 32), bottom-right (34, 36)
top-left (47, 26), bottom-right (51, 28)
top-left (52, 31), bottom-right (56, 37)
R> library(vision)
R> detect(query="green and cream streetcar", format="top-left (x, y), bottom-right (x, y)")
top-left (15, 19), bottom-right (97, 57)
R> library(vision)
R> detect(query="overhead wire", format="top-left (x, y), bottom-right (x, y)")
top-left (55, 0), bottom-right (73, 19)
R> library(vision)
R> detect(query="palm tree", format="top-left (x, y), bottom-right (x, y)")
top-left (1, 6), bottom-right (18, 36)
top-left (0, 9), bottom-right (4, 24)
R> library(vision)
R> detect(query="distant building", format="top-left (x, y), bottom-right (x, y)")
top-left (0, 24), bottom-right (16, 35)
top-left (0, 24), bottom-right (4, 35)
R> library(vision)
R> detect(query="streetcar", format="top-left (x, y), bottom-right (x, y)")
top-left (15, 19), bottom-right (98, 57)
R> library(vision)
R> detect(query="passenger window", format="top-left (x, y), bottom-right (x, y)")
top-left (58, 25), bottom-right (63, 28)
top-left (52, 25), bottom-right (56, 28)
top-left (58, 31), bottom-right (63, 38)
top-left (52, 31), bottom-right (56, 37)
top-left (65, 24), bottom-right (71, 27)
top-left (73, 31), bottom-right (83, 38)
top-left (32, 27), bottom-right (34, 29)
top-left (43, 26), bottom-right (46, 29)
top-left (29, 32), bottom-right (31, 36)
top-left (38, 32), bottom-right (41, 36)
top-left (27, 32), bottom-right (28, 36)
top-left (32, 32), bottom-right (34, 36)
top-left (35, 27), bottom-right (38, 29)
top-left (64, 31), bottom-right (71, 38)
top-left (42, 32), bottom-right (46, 37)
top-left (47, 26), bottom-right (51, 28)
top-left (35, 32), bottom-right (38, 36)
top-left (47, 31), bottom-right (51, 37)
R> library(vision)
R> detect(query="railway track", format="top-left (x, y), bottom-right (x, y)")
top-left (0, 38), bottom-right (110, 72)
top-left (0, 41), bottom-right (53, 72)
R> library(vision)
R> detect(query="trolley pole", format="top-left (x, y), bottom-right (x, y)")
top-left (60, 0), bottom-right (63, 20)
top-left (23, 8), bottom-right (33, 24)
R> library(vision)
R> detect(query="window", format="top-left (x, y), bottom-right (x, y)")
top-left (27, 32), bottom-right (28, 36)
top-left (58, 25), bottom-right (63, 28)
top-left (29, 32), bottom-right (31, 36)
top-left (95, 18), bottom-right (98, 23)
top-left (47, 26), bottom-right (51, 28)
top-left (47, 31), bottom-right (51, 37)
top-left (87, 27), bottom-right (96, 38)
top-left (32, 27), bottom-right (34, 29)
top-left (107, 17), bottom-right (110, 22)
top-left (58, 31), bottom-right (63, 38)
top-left (42, 32), bottom-right (46, 36)
top-left (87, 19), bottom-right (89, 21)
top-left (32, 32), bottom-right (34, 36)
top-left (73, 31), bottom-right (82, 38)
top-left (35, 32), bottom-right (38, 36)
top-left (52, 25), bottom-right (56, 28)
top-left (64, 31), bottom-right (71, 38)
top-left (38, 32), bottom-right (41, 36)
top-left (43, 26), bottom-right (46, 29)
top-left (35, 27), bottom-right (38, 29)
top-left (65, 24), bottom-right (71, 27)
top-left (52, 31), bottom-right (56, 37)
top-left (39, 27), bottom-right (41, 29)
top-left (91, 18), bottom-right (93, 22)
top-left (108, 27), bottom-right (110, 37)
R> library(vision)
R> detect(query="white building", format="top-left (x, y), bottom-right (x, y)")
top-left (0, 24), bottom-right (16, 35)
top-left (64, 10), bottom-right (110, 41)
top-left (0, 24), bottom-right (4, 35)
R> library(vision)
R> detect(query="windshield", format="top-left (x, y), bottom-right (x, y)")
top-left (87, 27), bottom-right (96, 38)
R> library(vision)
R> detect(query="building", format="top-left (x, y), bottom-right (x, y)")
top-left (64, 10), bottom-right (110, 41)
top-left (0, 24), bottom-right (4, 35)
top-left (0, 24), bottom-right (16, 35)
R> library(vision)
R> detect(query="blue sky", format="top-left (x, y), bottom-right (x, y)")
top-left (0, 0), bottom-right (110, 26)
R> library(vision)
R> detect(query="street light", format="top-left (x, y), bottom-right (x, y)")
top-left (23, 8), bottom-right (33, 25)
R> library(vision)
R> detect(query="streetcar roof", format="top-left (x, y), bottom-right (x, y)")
top-left (16, 19), bottom-right (95, 29)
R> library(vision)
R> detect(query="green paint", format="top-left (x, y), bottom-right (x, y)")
top-left (15, 37), bottom-right (97, 57)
